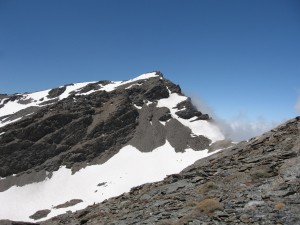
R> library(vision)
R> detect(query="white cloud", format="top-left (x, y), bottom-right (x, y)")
top-left (190, 95), bottom-right (282, 142)
top-left (220, 114), bottom-right (280, 141)
top-left (295, 96), bottom-right (300, 114)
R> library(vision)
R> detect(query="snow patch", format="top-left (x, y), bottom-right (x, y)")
top-left (77, 88), bottom-right (101, 96)
top-left (99, 72), bottom-right (158, 92)
top-left (0, 101), bottom-right (32, 118)
top-left (0, 89), bottom-right (51, 120)
top-left (24, 112), bottom-right (35, 117)
top-left (0, 98), bottom-right (8, 105)
top-left (159, 121), bottom-right (166, 126)
top-left (26, 89), bottom-right (50, 102)
top-left (0, 117), bottom-right (23, 128)
top-left (125, 83), bottom-right (143, 89)
top-left (157, 93), bottom-right (224, 142)
top-left (0, 141), bottom-right (215, 222)
top-left (59, 82), bottom-right (95, 99)
top-left (146, 101), bottom-right (153, 106)
top-left (134, 104), bottom-right (142, 110)
top-left (130, 72), bottom-right (158, 81)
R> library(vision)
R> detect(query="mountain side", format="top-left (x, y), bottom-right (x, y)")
top-left (0, 72), bottom-right (222, 178)
top-left (40, 116), bottom-right (300, 225)
top-left (0, 72), bottom-right (226, 222)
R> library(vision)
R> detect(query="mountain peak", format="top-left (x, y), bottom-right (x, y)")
top-left (0, 72), bottom-right (226, 222)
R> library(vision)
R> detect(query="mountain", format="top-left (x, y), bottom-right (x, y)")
top-left (41, 116), bottom-right (300, 225)
top-left (0, 72), bottom-right (228, 223)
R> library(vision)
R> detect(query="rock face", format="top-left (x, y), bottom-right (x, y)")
top-left (175, 98), bottom-right (209, 120)
top-left (41, 117), bottom-right (300, 225)
top-left (0, 89), bottom-right (139, 177)
top-left (0, 72), bottom-right (215, 179)
top-left (0, 72), bottom-right (225, 222)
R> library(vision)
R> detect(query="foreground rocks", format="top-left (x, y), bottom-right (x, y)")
top-left (38, 117), bottom-right (300, 224)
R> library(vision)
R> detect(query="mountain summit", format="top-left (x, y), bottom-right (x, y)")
top-left (0, 72), bottom-right (226, 222)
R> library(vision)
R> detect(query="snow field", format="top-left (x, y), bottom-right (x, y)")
top-left (0, 141), bottom-right (215, 222)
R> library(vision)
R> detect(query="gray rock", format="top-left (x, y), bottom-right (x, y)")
top-left (244, 201), bottom-right (265, 210)
top-left (47, 86), bottom-right (66, 99)
top-left (53, 199), bottom-right (83, 209)
top-left (29, 209), bottom-right (51, 220)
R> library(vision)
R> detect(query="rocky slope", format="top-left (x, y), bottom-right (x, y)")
top-left (39, 116), bottom-right (300, 225)
top-left (0, 72), bottom-right (225, 222)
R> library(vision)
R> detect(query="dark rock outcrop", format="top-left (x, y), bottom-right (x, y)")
top-left (3, 95), bottom-right (22, 104)
top-left (129, 104), bottom-right (211, 153)
top-left (53, 199), bottom-right (83, 209)
top-left (144, 83), bottom-right (169, 101)
top-left (29, 210), bottom-right (51, 221)
top-left (175, 98), bottom-right (209, 120)
top-left (75, 83), bottom-right (100, 94)
top-left (0, 94), bottom-right (8, 100)
top-left (47, 86), bottom-right (66, 99)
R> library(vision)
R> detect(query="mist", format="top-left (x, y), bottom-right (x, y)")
top-left (295, 96), bottom-right (300, 114)
top-left (190, 95), bottom-right (282, 142)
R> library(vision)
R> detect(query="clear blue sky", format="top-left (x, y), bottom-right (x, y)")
top-left (1, 0), bottom-right (300, 123)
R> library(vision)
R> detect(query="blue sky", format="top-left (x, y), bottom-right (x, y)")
top-left (1, 0), bottom-right (300, 134)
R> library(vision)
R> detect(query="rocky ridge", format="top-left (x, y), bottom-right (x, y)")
top-left (38, 116), bottom-right (300, 225)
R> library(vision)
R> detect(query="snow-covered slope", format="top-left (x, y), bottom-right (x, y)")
top-left (0, 142), bottom-right (219, 222)
top-left (0, 72), bottom-right (226, 222)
